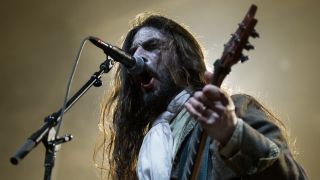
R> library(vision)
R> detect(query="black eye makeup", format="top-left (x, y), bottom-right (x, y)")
top-left (128, 46), bottom-right (137, 55)
top-left (142, 39), bottom-right (159, 51)
top-left (129, 38), bottom-right (165, 55)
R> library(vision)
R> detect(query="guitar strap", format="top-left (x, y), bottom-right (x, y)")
top-left (173, 126), bottom-right (211, 180)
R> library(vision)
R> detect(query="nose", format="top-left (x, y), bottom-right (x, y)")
top-left (133, 46), bottom-right (147, 61)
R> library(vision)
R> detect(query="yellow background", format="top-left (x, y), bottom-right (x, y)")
top-left (0, 0), bottom-right (318, 179)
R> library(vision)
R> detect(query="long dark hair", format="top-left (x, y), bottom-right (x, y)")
top-left (94, 13), bottom-right (206, 179)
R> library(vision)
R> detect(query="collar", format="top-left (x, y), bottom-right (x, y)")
top-left (152, 90), bottom-right (191, 127)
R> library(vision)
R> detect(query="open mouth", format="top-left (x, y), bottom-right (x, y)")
top-left (139, 70), bottom-right (155, 91)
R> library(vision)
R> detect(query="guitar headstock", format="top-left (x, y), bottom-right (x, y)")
top-left (212, 4), bottom-right (259, 86)
top-left (223, 4), bottom-right (259, 64)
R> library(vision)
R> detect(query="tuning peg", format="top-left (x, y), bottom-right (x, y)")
top-left (240, 54), bottom-right (249, 63)
top-left (250, 29), bottom-right (260, 38)
top-left (238, 23), bottom-right (246, 30)
top-left (229, 50), bottom-right (235, 56)
top-left (244, 42), bottom-right (255, 50)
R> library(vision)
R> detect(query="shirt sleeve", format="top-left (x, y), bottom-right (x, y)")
top-left (219, 118), bottom-right (244, 158)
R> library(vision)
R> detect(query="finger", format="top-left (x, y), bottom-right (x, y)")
top-left (193, 91), bottom-right (210, 105)
top-left (185, 101), bottom-right (210, 124)
top-left (193, 91), bottom-right (224, 110)
top-left (204, 71), bottom-right (213, 83)
top-left (193, 89), bottom-right (229, 118)
top-left (188, 97), bottom-right (206, 115)
top-left (201, 108), bottom-right (219, 124)
top-left (201, 104), bottom-right (227, 123)
top-left (211, 103), bottom-right (226, 116)
top-left (203, 85), bottom-right (229, 106)
top-left (185, 101), bottom-right (203, 118)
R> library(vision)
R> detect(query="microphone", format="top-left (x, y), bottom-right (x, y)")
top-left (89, 36), bottom-right (144, 75)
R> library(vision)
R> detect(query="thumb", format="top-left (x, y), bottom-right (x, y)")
top-left (204, 71), bottom-right (213, 84)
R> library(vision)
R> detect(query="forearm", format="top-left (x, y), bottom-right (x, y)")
top-left (219, 118), bottom-right (279, 174)
top-left (219, 94), bottom-right (308, 179)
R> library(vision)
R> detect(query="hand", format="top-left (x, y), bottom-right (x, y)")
top-left (185, 71), bottom-right (237, 146)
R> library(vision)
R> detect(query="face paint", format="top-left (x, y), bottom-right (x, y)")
top-left (130, 27), bottom-right (182, 117)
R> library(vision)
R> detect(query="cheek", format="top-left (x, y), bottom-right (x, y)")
top-left (152, 50), bottom-right (162, 66)
top-left (158, 65), bottom-right (173, 83)
top-left (145, 50), bottom-right (162, 70)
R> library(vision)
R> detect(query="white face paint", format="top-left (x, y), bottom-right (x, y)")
top-left (130, 27), bottom-right (181, 116)
top-left (130, 27), bottom-right (166, 91)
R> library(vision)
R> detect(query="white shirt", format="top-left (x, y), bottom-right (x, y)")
top-left (136, 118), bottom-right (173, 180)
top-left (136, 91), bottom-right (190, 180)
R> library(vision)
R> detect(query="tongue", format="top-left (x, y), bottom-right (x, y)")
top-left (141, 78), bottom-right (155, 91)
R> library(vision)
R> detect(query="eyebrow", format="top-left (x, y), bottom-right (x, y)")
top-left (129, 38), bottom-right (163, 54)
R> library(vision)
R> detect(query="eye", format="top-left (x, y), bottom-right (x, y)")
top-left (128, 46), bottom-right (137, 55)
top-left (143, 40), bottom-right (159, 51)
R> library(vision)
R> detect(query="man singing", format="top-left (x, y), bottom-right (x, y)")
top-left (96, 13), bottom-right (307, 180)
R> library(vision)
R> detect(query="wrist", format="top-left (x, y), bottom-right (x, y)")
top-left (216, 112), bottom-right (238, 146)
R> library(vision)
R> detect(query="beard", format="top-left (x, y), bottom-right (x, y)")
top-left (141, 70), bottom-right (182, 120)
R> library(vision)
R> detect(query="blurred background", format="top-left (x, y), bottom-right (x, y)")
top-left (0, 0), bottom-right (319, 179)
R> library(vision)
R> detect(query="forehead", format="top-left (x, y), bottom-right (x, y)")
top-left (132, 27), bottom-right (167, 47)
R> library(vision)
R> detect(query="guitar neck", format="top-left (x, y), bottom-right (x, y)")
top-left (181, 4), bottom-right (258, 180)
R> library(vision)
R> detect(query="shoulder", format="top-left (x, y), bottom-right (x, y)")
top-left (231, 93), bottom-right (264, 119)
top-left (231, 93), bottom-right (259, 108)
top-left (231, 93), bottom-right (287, 143)
top-left (231, 93), bottom-right (282, 134)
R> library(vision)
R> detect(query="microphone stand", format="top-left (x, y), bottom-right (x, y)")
top-left (10, 58), bottom-right (115, 180)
